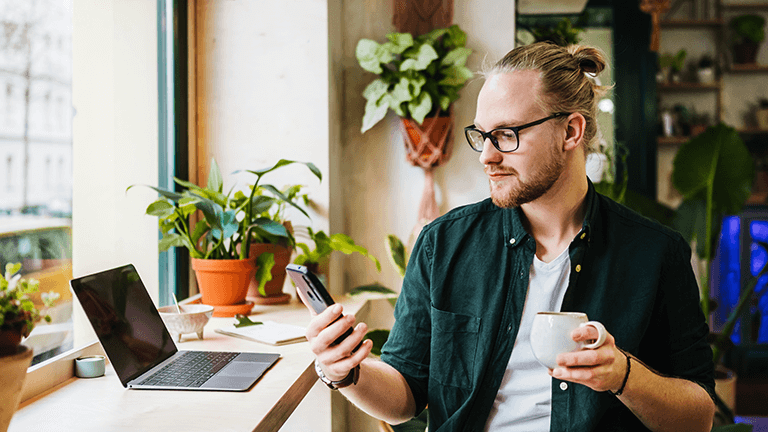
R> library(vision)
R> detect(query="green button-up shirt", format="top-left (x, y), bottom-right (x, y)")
top-left (380, 181), bottom-right (714, 432)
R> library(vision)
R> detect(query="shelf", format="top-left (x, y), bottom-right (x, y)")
top-left (739, 128), bottom-right (768, 135)
top-left (657, 82), bottom-right (722, 91)
top-left (721, 3), bottom-right (768, 11)
top-left (658, 136), bottom-right (691, 146)
top-left (660, 19), bottom-right (724, 28)
top-left (728, 64), bottom-right (768, 73)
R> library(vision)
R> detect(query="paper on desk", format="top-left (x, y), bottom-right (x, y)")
top-left (215, 320), bottom-right (307, 346)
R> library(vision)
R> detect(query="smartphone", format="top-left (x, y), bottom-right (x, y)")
top-left (286, 264), bottom-right (355, 347)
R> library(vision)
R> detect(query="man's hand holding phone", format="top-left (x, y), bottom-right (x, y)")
top-left (304, 303), bottom-right (372, 382)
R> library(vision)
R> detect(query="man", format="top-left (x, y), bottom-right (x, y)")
top-left (303, 42), bottom-right (715, 431)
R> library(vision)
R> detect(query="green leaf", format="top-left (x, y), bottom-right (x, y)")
top-left (407, 74), bottom-right (427, 98)
top-left (127, 184), bottom-right (184, 202)
top-left (439, 64), bottom-right (474, 86)
top-left (206, 158), bottom-right (224, 193)
top-left (349, 283), bottom-right (397, 297)
top-left (364, 329), bottom-right (391, 356)
top-left (445, 24), bottom-right (468, 49)
top-left (362, 96), bottom-right (389, 133)
top-left (440, 47), bottom-right (472, 67)
top-left (673, 199), bottom-right (710, 258)
top-left (262, 184), bottom-right (311, 219)
top-left (146, 200), bottom-right (175, 217)
top-left (420, 28), bottom-right (449, 44)
top-left (386, 234), bottom-right (407, 277)
top-left (233, 314), bottom-right (263, 328)
top-left (329, 233), bottom-right (381, 271)
top-left (390, 78), bottom-right (412, 105)
top-left (439, 95), bottom-right (451, 112)
top-left (246, 160), bottom-right (322, 183)
top-left (158, 233), bottom-right (186, 252)
top-left (408, 92), bottom-right (432, 125)
top-left (249, 218), bottom-right (289, 238)
top-left (362, 79), bottom-right (389, 102)
top-left (672, 123), bottom-right (754, 260)
top-left (250, 195), bottom-right (277, 216)
top-left (384, 32), bottom-right (413, 54)
top-left (400, 44), bottom-right (438, 72)
top-left (356, 39), bottom-right (388, 74)
top-left (254, 252), bottom-right (276, 296)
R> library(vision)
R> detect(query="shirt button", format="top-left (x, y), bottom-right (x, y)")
top-left (507, 325), bottom-right (512, 332)
top-left (509, 238), bottom-right (516, 245)
top-left (560, 382), bottom-right (568, 391)
top-left (575, 264), bottom-right (581, 273)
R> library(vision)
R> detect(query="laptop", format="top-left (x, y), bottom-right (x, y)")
top-left (70, 264), bottom-right (280, 391)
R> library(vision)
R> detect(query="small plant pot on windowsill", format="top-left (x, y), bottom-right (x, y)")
top-left (0, 344), bottom-right (34, 431)
top-left (733, 42), bottom-right (760, 65)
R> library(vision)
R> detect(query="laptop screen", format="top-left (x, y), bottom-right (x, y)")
top-left (71, 264), bottom-right (176, 385)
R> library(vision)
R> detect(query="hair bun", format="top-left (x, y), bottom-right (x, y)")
top-left (568, 46), bottom-right (607, 75)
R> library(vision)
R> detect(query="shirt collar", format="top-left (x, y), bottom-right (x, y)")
top-left (503, 177), bottom-right (598, 248)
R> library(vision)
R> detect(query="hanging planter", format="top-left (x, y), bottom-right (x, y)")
top-left (356, 25), bottom-right (473, 225)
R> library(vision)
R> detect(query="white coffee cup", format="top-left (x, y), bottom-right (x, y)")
top-left (530, 312), bottom-right (607, 369)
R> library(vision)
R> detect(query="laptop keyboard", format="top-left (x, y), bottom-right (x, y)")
top-left (137, 351), bottom-right (240, 388)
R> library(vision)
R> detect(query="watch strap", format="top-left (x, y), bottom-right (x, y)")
top-left (314, 359), bottom-right (360, 390)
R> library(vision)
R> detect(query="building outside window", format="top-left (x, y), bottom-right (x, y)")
top-left (0, 0), bottom-right (73, 366)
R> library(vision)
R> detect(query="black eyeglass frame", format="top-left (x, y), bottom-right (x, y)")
top-left (464, 112), bottom-right (570, 153)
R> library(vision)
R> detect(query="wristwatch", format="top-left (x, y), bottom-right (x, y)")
top-left (314, 359), bottom-right (360, 390)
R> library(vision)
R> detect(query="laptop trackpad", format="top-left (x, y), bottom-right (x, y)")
top-left (217, 361), bottom-right (272, 377)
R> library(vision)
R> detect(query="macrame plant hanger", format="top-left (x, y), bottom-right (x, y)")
top-left (393, 0), bottom-right (455, 227)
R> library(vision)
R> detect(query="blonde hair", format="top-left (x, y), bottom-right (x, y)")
top-left (484, 42), bottom-right (611, 153)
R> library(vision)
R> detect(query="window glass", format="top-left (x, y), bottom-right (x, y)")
top-left (0, 0), bottom-right (73, 367)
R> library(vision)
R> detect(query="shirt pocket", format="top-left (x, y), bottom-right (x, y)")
top-left (430, 306), bottom-right (481, 389)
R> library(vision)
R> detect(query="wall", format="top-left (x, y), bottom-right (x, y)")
top-left (71, 0), bottom-right (159, 346)
top-left (341, 0), bottom-right (516, 295)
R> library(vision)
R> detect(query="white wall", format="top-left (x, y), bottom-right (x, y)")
top-left (71, 0), bottom-right (159, 346)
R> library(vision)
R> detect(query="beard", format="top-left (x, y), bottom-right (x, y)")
top-left (488, 146), bottom-right (565, 209)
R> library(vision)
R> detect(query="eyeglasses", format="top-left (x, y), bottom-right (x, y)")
top-left (464, 112), bottom-right (570, 153)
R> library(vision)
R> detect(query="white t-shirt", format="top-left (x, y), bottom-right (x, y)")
top-left (484, 248), bottom-right (571, 431)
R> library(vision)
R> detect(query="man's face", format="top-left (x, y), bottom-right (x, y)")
top-left (474, 70), bottom-right (566, 208)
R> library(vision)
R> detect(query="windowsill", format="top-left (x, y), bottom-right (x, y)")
top-left (10, 294), bottom-right (380, 432)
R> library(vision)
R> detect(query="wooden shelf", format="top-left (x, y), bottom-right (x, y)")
top-left (660, 19), bottom-right (724, 28)
top-left (721, 3), bottom-right (768, 11)
top-left (739, 128), bottom-right (768, 135)
top-left (658, 82), bottom-right (722, 91)
top-left (658, 136), bottom-right (692, 146)
top-left (728, 64), bottom-right (768, 73)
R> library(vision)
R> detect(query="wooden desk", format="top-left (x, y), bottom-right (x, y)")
top-left (9, 296), bottom-right (371, 432)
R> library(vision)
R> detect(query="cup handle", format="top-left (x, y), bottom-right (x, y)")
top-left (580, 321), bottom-right (607, 349)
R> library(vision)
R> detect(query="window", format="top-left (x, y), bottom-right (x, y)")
top-left (0, 0), bottom-right (74, 366)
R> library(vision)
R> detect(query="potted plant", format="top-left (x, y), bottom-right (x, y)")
top-left (356, 24), bottom-right (472, 158)
top-left (1, 263), bottom-right (58, 431)
top-left (657, 49), bottom-right (686, 83)
top-left (235, 161), bottom-right (321, 304)
top-left (528, 16), bottom-right (584, 47)
top-left (671, 123), bottom-right (757, 426)
top-left (129, 159), bottom-right (290, 316)
top-left (292, 227), bottom-right (381, 287)
top-left (730, 14), bottom-right (766, 65)
top-left (756, 98), bottom-right (768, 130)
top-left (697, 55), bottom-right (716, 84)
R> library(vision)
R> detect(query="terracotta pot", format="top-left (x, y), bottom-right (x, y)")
top-left (191, 257), bottom-right (256, 306)
top-left (248, 242), bottom-right (292, 304)
top-left (0, 345), bottom-right (34, 431)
